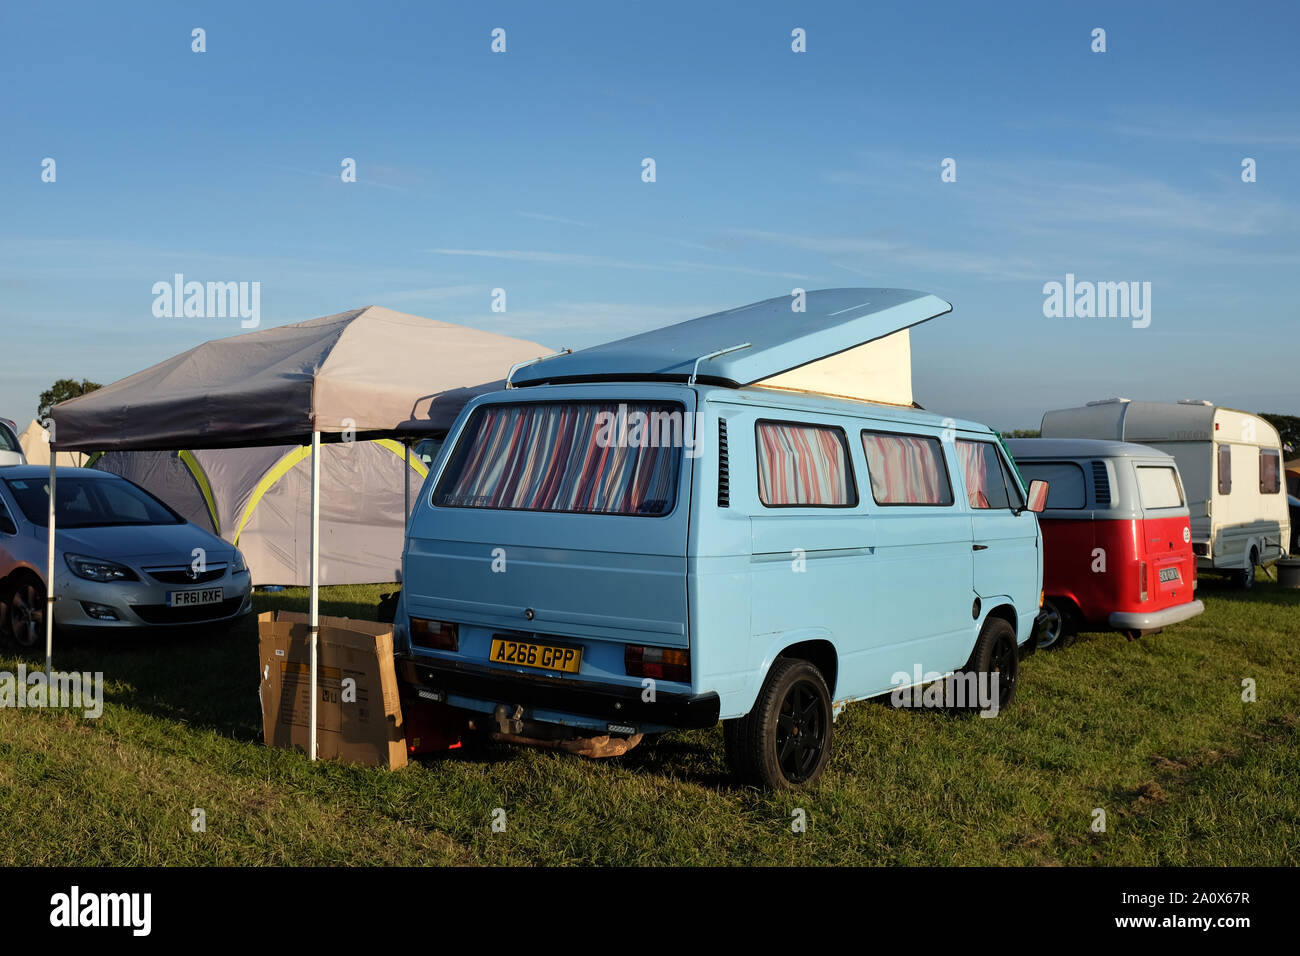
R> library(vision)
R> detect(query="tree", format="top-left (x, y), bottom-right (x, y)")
top-left (37, 378), bottom-right (101, 424)
top-left (1000, 428), bottom-right (1041, 439)
top-left (1259, 413), bottom-right (1300, 456)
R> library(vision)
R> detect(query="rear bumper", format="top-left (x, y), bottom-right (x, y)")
top-left (396, 655), bottom-right (721, 732)
top-left (1108, 599), bottom-right (1205, 633)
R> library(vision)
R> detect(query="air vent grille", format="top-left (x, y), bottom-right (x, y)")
top-left (1091, 460), bottom-right (1111, 505)
top-left (717, 419), bottom-right (730, 507)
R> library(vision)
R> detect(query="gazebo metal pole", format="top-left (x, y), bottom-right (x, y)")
top-left (309, 430), bottom-right (321, 761)
top-left (45, 455), bottom-right (56, 679)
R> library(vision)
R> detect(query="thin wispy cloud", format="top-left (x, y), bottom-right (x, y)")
top-left (263, 163), bottom-right (413, 192)
top-left (426, 247), bottom-right (818, 280)
top-left (482, 299), bottom-right (728, 346)
top-left (364, 284), bottom-right (481, 304)
top-left (515, 211), bottom-right (597, 228)
top-left (731, 229), bottom-right (1048, 283)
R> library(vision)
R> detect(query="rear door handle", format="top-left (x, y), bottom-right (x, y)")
top-left (972, 544), bottom-right (989, 551)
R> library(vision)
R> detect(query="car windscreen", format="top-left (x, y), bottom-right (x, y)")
top-left (0, 425), bottom-right (18, 454)
top-left (4, 476), bottom-right (184, 528)
top-left (434, 401), bottom-right (683, 516)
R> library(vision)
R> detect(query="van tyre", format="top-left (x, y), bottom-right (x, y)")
top-left (725, 658), bottom-right (832, 790)
top-left (1037, 598), bottom-right (1076, 651)
top-left (1236, 548), bottom-right (1258, 590)
top-left (960, 616), bottom-right (1020, 714)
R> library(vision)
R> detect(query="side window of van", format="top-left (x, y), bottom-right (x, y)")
top-left (1259, 448), bottom-right (1281, 494)
top-left (861, 431), bottom-right (953, 506)
top-left (1018, 461), bottom-right (1086, 509)
top-left (1217, 444), bottom-right (1232, 494)
top-left (1137, 466), bottom-right (1184, 509)
top-left (755, 421), bottom-right (856, 507)
top-left (955, 440), bottom-right (1016, 509)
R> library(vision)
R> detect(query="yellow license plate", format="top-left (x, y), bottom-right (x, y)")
top-left (490, 637), bottom-right (582, 674)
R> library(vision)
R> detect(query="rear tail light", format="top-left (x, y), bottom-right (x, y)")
top-left (625, 645), bottom-right (691, 683)
top-left (1139, 561), bottom-right (1148, 602)
top-left (410, 617), bottom-right (459, 651)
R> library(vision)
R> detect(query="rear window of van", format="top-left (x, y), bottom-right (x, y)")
top-left (434, 401), bottom-right (683, 516)
top-left (1017, 461), bottom-right (1087, 509)
top-left (755, 421), bottom-right (856, 507)
top-left (861, 431), bottom-right (953, 506)
top-left (1137, 466), bottom-right (1184, 510)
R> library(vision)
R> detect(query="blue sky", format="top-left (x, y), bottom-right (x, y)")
top-left (2, 0), bottom-right (1297, 430)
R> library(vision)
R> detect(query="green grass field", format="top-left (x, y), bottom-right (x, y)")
top-left (1, 575), bottom-right (1297, 866)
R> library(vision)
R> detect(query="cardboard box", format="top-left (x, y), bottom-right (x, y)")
top-left (257, 610), bottom-right (407, 769)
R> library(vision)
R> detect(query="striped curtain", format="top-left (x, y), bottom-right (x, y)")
top-left (756, 422), bottom-right (852, 506)
top-left (436, 403), bottom-right (680, 515)
top-left (955, 440), bottom-right (990, 508)
top-left (860, 432), bottom-right (952, 505)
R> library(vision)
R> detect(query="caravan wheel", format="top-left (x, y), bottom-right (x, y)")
top-left (1235, 547), bottom-right (1259, 590)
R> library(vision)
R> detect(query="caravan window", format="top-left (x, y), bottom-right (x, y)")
top-left (1137, 466), bottom-right (1184, 510)
top-left (1260, 449), bottom-right (1281, 494)
top-left (861, 431), bottom-right (953, 506)
top-left (1217, 444), bottom-right (1232, 494)
top-left (434, 402), bottom-right (683, 516)
top-left (756, 421), bottom-right (856, 508)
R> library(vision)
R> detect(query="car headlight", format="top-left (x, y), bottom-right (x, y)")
top-left (64, 553), bottom-right (139, 583)
top-left (231, 549), bottom-right (248, 574)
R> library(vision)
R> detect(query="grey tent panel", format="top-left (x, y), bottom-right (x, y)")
top-left (91, 441), bottom-right (425, 586)
top-left (52, 306), bottom-right (552, 451)
top-left (92, 450), bottom-right (218, 535)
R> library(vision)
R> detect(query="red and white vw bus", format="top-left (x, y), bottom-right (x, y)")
top-left (1005, 438), bottom-right (1204, 649)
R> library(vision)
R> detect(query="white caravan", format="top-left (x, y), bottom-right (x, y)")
top-left (1040, 399), bottom-right (1290, 588)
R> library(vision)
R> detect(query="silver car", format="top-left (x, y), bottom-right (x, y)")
top-left (0, 465), bottom-right (252, 644)
top-left (0, 418), bottom-right (23, 467)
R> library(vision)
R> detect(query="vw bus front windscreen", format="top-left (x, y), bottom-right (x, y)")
top-left (434, 401), bottom-right (685, 516)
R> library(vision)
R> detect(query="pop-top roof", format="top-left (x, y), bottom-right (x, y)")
top-left (509, 288), bottom-right (952, 388)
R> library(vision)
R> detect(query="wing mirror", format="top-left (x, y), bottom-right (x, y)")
top-left (1024, 479), bottom-right (1049, 514)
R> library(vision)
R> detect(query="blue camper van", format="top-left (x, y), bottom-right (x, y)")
top-left (396, 290), bottom-right (1049, 788)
